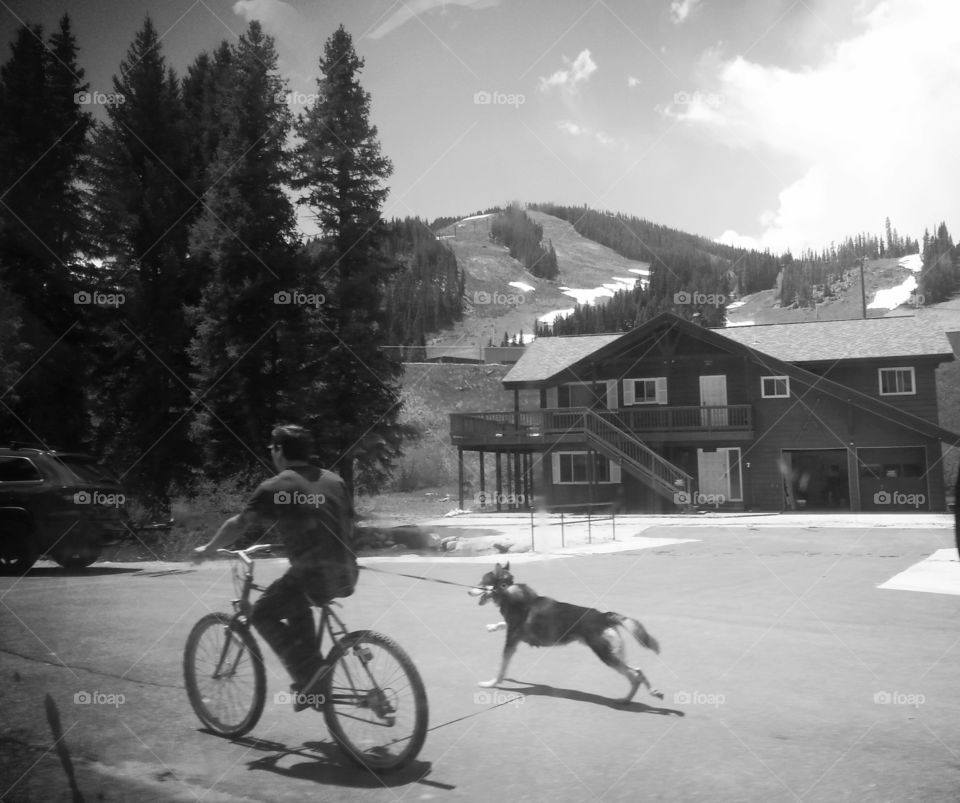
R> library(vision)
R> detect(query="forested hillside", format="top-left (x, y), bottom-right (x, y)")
top-left (489, 204), bottom-right (559, 280)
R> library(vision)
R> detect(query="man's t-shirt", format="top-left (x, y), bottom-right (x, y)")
top-left (242, 465), bottom-right (358, 598)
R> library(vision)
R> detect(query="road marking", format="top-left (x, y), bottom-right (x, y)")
top-left (877, 549), bottom-right (960, 596)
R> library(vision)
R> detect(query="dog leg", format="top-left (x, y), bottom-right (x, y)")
top-left (478, 639), bottom-right (517, 688)
top-left (590, 628), bottom-right (662, 704)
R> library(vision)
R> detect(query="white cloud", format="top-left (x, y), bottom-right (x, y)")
top-left (368, 0), bottom-right (501, 40)
top-left (556, 119), bottom-right (619, 149)
top-left (670, 0), bottom-right (703, 24)
top-left (677, 0), bottom-right (960, 253)
top-left (539, 49), bottom-right (597, 93)
top-left (232, 0), bottom-right (315, 91)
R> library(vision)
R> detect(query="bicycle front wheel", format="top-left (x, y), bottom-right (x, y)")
top-left (183, 612), bottom-right (266, 738)
top-left (323, 630), bottom-right (428, 773)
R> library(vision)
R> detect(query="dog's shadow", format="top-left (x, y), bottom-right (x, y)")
top-left (499, 679), bottom-right (685, 716)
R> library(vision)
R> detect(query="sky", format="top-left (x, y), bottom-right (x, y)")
top-left (2, 0), bottom-right (959, 255)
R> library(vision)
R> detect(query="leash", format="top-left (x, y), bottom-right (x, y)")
top-left (359, 564), bottom-right (479, 590)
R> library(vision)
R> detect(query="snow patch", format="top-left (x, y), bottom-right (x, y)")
top-left (509, 281), bottom-right (535, 293)
top-left (898, 254), bottom-right (922, 272)
top-left (538, 308), bottom-right (575, 325)
top-left (867, 274), bottom-right (918, 310)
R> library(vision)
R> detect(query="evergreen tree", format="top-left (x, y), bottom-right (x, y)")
top-left (0, 16), bottom-right (92, 446)
top-left (919, 222), bottom-right (958, 304)
top-left (186, 21), bottom-right (308, 475)
top-left (88, 16), bottom-right (199, 513)
top-left (292, 25), bottom-right (405, 494)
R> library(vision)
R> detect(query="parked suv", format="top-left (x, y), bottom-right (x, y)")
top-left (0, 444), bottom-right (131, 573)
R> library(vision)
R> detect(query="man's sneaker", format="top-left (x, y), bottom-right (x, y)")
top-left (291, 660), bottom-right (328, 713)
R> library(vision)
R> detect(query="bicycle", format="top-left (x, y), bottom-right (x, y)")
top-left (183, 544), bottom-right (428, 773)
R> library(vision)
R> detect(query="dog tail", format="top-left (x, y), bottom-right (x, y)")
top-left (608, 613), bottom-right (659, 654)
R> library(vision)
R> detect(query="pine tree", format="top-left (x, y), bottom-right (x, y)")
top-left (292, 25), bottom-right (405, 494)
top-left (88, 16), bottom-right (199, 513)
top-left (0, 16), bottom-right (92, 446)
top-left (186, 21), bottom-right (309, 476)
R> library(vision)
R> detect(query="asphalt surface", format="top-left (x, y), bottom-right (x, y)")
top-left (1, 514), bottom-right (959, 802)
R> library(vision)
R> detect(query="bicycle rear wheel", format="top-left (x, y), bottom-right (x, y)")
top-left (322, 630), bottom-right (428, 773)
top-left (183, 612), bottom-right (266, 738)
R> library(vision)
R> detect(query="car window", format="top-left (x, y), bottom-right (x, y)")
top-left (0, 456), bottom-right (43, 482)
top-left (58, 458), bottom-right (115, 484)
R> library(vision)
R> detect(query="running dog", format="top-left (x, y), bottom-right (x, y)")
top-left (469, 562), bottom-right (663, 704)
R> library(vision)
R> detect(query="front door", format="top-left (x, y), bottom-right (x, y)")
top-left (699, 374), bottom-right (728, 427)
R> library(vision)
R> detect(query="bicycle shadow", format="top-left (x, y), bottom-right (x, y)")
top-left (499, 679), bottom-right (685, 716)
top-left (232, 736), bottom-right (449, 790)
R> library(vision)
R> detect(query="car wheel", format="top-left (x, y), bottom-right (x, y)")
top-left (0, 521), bottom-right (38, 575)
top-left (55, 550), bottom-right (99, 570)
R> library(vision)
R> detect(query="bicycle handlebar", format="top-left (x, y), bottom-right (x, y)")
top-left (217, 543), bottom-right (278, 566)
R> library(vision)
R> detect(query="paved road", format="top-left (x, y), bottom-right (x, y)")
top-left (1, 519), bottom-right (959, 801)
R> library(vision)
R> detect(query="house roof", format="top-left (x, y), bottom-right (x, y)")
top-left (504, 314), bottom-right (955, 386)
top-left (502, 333), bottom-right (620, 385)
top-left (501, 312), bottom-right (960, 445)
top-left (718, 316), bottom-right (955, 362)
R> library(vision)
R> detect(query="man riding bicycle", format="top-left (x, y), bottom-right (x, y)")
top-left (194, 424), bottom-right (358, 709)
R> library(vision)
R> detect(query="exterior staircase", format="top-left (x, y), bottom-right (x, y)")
top-left (580, 409), bottom-right (692, 503)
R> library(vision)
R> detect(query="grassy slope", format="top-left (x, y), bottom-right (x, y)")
top-left (426, 211), bottom-right (653, 356)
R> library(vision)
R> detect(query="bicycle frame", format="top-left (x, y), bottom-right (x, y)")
top-left (218, 544), bottom-right (356, 677)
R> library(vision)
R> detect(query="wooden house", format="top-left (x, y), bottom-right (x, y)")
top-left (449, 312), bottom-right (960, 512)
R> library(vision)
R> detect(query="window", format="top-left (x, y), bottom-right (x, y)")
top-left (0, 456), bottom-right (42, 482)
top-left (761, 376), bottom-right (790, 398)
top-left (623, 377), bottom-right (667, 405)
top-left (552, 452), bottom-right (621, 484)
top-left (878, 367), bottom-right (915, 396)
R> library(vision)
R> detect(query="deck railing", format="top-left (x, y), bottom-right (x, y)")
top-left (449, 405), bottom-right (752, 441)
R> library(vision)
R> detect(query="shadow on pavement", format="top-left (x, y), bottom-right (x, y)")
top-left (232, 735), bottom-right (447, 790)
top-left (501, 679), bottom-right (685, 716)
top-left (22, 566), bottom-right (144, 577)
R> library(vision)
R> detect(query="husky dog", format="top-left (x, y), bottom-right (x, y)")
top-left (469, 563), bottom-right (663, 704)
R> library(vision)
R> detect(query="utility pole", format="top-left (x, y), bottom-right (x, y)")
top-left (859, 256), bottom-right (867, 318)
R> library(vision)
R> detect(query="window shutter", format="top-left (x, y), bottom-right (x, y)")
top-left (655, 377), bottom-right (668, 405)
top-left (546, 387), bottom-right (558, 408)
top-left (610, 460), bottom-right (621, 484)
top-left (623, 380), bottom-right (635, 406)
top-left (606, 380), bottom-right (618, 409)
top-left (551, 452), bottom-right (561, 483)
